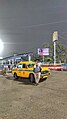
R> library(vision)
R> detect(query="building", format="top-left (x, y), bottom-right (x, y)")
top-left (0, 52), bottom-right (33, 69)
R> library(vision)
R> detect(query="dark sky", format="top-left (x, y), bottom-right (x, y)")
top-left (0, 0), bottom-right (67, 57)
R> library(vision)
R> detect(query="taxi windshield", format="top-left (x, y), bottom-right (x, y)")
top-left (27, 64), bottom-right (35, 68)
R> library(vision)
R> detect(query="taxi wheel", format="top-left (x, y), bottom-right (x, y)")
top-left (29, 74), bottom-right (35, 83)
top-left (14, 73), bottom-right (18, 79)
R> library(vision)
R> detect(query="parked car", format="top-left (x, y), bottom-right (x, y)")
top-left (62, 63), bottom-right (67, 71)
top-left (12, 61), bottom-right (50, 82)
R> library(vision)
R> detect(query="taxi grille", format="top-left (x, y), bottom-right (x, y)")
top-left (41, 70), bottom-right (49, 74)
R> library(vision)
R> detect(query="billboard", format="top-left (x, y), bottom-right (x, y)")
top-left (38, 48), bottom-right (49, 56)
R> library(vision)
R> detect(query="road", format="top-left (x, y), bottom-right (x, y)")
top-left (0, 71), bottom-right (67, 119)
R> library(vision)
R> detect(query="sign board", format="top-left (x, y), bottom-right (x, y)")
top-left (53, 31), bottom-right (58, 42)
top-left (38, 48), bottom-right (49, 56)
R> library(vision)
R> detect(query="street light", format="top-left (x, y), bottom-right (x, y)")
top-left (53, 31), bottom-right (58, 65)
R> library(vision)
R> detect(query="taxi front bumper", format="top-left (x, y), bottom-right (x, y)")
top-left (40, 72), bottom-right (50, 79)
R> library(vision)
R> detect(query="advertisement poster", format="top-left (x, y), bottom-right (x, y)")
top-left (38, 48), bottom-right (49, 56)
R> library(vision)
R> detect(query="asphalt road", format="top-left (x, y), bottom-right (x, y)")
top-left (0, 70), bottom-right (67, 119)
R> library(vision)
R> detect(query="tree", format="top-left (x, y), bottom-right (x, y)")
top-left (32, 53), bottom-right (42, 62)
top-left (43, 41), bottom-right (67, 63)
top-left (56, 41), bottom-right (67, 63)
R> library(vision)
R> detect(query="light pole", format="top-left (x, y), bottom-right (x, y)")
top-left (53, 31), bottom-right (58, 65)
top-left (54, 41), bottom-right (56, 65)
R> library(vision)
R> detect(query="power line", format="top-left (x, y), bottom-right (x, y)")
top-left (59, 34), bottom-right (67, 40)
top-left (20, 19), bottom-right (67, 28)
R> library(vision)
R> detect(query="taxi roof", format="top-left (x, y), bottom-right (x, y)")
top-left (18, 61), bottom-right (35, 65)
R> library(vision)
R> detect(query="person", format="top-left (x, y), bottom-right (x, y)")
top-left (33, 59), bottom-right (42, 85)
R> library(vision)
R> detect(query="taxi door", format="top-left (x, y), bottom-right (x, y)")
top-left (22, 64), bottom-right (28, 78)
top-left (17, 64), bottom-right (23, 77)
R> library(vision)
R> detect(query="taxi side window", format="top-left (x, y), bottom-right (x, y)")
top-left (28, 64), bottom-right (34, 68)
top-left (17, 64), bottom-right (23, 68)
top-left (23, 64), bottom-right (27, 68)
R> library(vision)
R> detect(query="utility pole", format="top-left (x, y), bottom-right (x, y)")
top-left (53, 31), bottom-right (58, 65)
top-left (28, 54), bottom-right (31, 61)
top-left (54, 41), bottom-right (56, 65)
top-left (42, 55), bottom-right (44, 63)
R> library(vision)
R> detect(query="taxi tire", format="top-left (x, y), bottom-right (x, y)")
top-left (14, 73), bottom-right (18, 79)
top-left (29, 74), bottom-right (35, 83)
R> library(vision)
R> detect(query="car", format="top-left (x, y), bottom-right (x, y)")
top-left (12, 61), bottom-right (50, 82)
top-left (49, 66), bottom-right (62, 71)
top-left (62, 63), bottom-right (67, 71)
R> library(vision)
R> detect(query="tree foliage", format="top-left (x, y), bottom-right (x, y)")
top-left (43, 41), bottom-right (67, 63)
top-left (32, 41), bottom-right (67, 63)
top-left (56, 41), bottom-right (67, 63)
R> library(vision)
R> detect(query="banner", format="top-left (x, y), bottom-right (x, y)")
top-left (38, 48), bottom-right (49, 56)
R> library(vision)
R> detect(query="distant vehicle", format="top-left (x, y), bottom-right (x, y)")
top-left (12, 61), bottom-right (50, 82)
top-left (49, 63), bottom-right (67, 71)
top-left (62, 64), bottom-right (67, 71)
top-left (49, 66), bottom-right (62, 71)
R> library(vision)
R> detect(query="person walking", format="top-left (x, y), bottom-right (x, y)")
top-left (33, 59), bottom-right (42, 85)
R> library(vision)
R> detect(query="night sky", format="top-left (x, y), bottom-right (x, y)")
top-left (0, 0), bottom-right (67, 57)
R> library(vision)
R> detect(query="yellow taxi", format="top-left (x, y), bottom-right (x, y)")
top-left (12, 61), bottom-right (50, 82)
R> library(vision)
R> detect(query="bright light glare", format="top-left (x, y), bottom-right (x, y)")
top-left (0, 39), bottom-right (4, 53)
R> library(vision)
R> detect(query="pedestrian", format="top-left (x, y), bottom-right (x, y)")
top-left (33, 58), bottom-right (42, 85)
